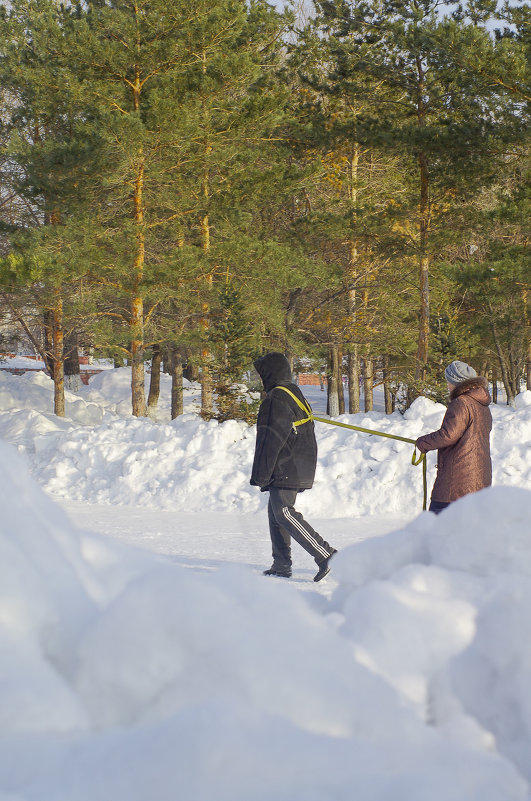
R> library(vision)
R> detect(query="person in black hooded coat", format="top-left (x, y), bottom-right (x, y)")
top-left (250, 352), bottom-right (336, 582)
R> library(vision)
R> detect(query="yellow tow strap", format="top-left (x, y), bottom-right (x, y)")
top-left (275, 386), bottom-right (313, 427)
top-left (276, 385), bottom-right (428, 511)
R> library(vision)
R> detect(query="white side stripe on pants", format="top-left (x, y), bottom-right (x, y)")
top-left (282, 506), bottom-right (329, 559)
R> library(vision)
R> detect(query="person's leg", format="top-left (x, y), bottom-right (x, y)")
top-left (268, 487), bottom-right (335, 566)
top-left (429, 499), bottom-right (451, 515)
top-left (265, 493), bottom-right (292, 573)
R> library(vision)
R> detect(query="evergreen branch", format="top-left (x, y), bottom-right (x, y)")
top-left (110, 101), bottom-right (130, 115)
top-left (146, 210), bottom-right (196, 229)
top-left (483, 74), bottom-right (531, 103)
top-left (138, 53), bottom-right (203, 87)
top-left (89, 340), bottom-right (130, 356)
top-left (0, 192), bottom-right (18, 210)
top-left (301, 273), bottom-right (380, 325)
top-left (89, 62), bottom-right (136, 89)
top-left (86, 272), bottom-right (124, 291)
top-left (144, 301), bottom-right (162, 326)
top-left (0, 292), bottom-right (48, 364)
top-left (108, 33), bottom-right (132, 51)
top-left (90, 310), bottom-right (129, 322)
top-left (444, 50), bottom-right (531, 103)
top-left (143, 315), bottom-right (194, 347)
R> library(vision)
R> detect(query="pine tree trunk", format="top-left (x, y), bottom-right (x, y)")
top-left (130, 63), bottom-right (146, 417)
top-left (337, 346), bottom-right (345, 414)
top-left (287, 352), bottom-right (294, 373)
top-left (415, 60), bottom-right (430, 384)
top-left (491, 367), bottom-right (498, 404)
top-left (523, 288), bottom-right (531, 390)
top-left (171, 346), bottom-right (184, 419)
top-left (147, 344), bottom-right (162, 415)
top-left (346, 146), bottom-right (361, 415)
top-left (415, 152), bottom-right (430, 383)
top-left (131, 295), bottom-right (146, 416)
top-left (64, 328), bottom-right (81, 393)
top-left (383, 356), bottom-right (394, 414)
top-left (347, 349), bottom-right (361, 413)
top-left (199, 223), bottom-right (213, 418)
top-left (199, 50), bottom-right (214, 420)
top-left (52, 290), bottom-right (65, 417)
top-left (201, 363), bottom-right (213, 419)
top-left (285, 289), bottom-right (301, 372)
top-left (363, 356), bottom-right (374, 412)
top-left (183, 348), bottom-right (200, 382)
top-left (327, 346), bottom-right (340, 416)
top-left (491, 321), bottom-right (515, 404)
top-left (162, 347), bottom-right (171, 375)
top-left (130, 166), bottom-right (146, 416)
top-left (42, 309), bottom-right (55, 378)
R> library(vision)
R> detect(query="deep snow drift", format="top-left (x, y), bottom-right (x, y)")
top-left (1, 366), bottom-right (531, 800)
top-left (1, 437), bottom-right (531, 800)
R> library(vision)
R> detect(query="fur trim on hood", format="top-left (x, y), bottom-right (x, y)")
top-left (450, 376), bottom-right (490, 405)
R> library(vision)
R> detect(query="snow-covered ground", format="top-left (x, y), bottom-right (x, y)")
top-left (1, 366), bottom-right (531, 800)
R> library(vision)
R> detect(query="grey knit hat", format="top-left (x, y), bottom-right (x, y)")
top-left (444, 360), bottom-right (477, 385)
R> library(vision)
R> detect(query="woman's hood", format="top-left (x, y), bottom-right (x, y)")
top-left (451, 376), bottom-right (491, 406)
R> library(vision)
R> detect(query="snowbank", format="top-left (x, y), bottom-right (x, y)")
top-left (330, 486), bottom-right (531, 789)
top-left (0, 369), bottom-right (530, 516)
top-left (0, 441), bottom-right (529, 800)
top-left (0, 370), bottom-right (107, 426)
top-left (76, 366), bottom-right (202, 420)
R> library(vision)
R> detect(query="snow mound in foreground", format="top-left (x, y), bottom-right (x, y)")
top-left (0, 440), bottom-right (530, 801)
top-left (331, 485), bottom-right (531, 787)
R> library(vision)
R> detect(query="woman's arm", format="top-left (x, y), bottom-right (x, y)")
top-left (416, 399), bottom-right (470, 453)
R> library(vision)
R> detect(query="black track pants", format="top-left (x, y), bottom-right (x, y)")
top-left (267, 487), bottom-right (333, 568)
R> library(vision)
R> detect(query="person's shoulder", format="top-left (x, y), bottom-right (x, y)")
top-left (268, 385), bottom-right (297, 410)
top-left (446, 393), bottom-right (470, 420)
top-left (271, 382), bottom-right (300, 398)
top-left (270, 384), bottom-right (291, 398)
top-left (446, 393), bottom-right (465, 410)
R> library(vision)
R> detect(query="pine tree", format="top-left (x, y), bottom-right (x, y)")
top-left (299, 0), bottom-right (524, 396)
top-left (65, 0), bottom-right (298, 416)
top-left (0, 0), bottom-right (101, 415)
top-left (282, 4), bottom-right (419, 410)
top-left (445, 155), bottom-right (531, 402)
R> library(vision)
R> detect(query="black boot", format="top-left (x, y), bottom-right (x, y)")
top-left (263, 565), bottom-right (292, 578)
top-left (313, 549), bottom-right (337, 583)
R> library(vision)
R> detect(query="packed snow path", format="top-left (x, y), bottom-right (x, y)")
top-left (58, 502), bottom-right (409, 598)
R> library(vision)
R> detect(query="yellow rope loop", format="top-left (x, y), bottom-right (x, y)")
top-left (411, 450), bottom-right (427, 511)
top-left (411, 448), bottom-right (424, 466)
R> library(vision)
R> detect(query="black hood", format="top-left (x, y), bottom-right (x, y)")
top-left (254, 352), bottom-right (292, 392)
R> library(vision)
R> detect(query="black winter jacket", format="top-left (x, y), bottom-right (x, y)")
top-left (250, 353), bottom-right (318, 491)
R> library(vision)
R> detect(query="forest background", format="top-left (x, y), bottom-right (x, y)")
top-left (0, 0), bottom-right (529, 420)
